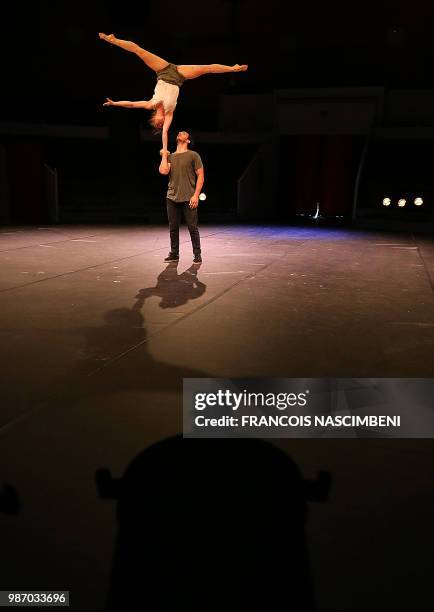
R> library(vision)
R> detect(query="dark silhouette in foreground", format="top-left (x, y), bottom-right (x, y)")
top-left (97, 436), bottom-right (331, 611)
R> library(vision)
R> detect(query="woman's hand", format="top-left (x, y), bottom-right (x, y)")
top-left (103, 98), bottom-right (115, 106)
top-left (99, 33), bottom-right (116, 44)
top-left (232, 64), bottom-right (248, 72)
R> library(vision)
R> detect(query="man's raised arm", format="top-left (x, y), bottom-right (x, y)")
top-left (159, 150), bottom-right (171, 175)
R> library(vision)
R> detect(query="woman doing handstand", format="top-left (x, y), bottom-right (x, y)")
top-left (99, 33), bottom-right (248, 153)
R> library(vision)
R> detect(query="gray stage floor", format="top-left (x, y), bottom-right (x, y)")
top-left (1, 224), bottom-right (434, 611)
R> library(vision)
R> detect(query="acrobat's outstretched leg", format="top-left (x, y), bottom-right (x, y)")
top-left (177, 63), bottom-right (248, 79)
top-left (99, 33), bottom-right (169, 72)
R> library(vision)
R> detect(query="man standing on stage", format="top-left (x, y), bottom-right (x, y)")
top-left (159, 131), bottom-right (204, 263)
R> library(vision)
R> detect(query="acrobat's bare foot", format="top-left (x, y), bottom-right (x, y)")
top-left (99, 33), bottom-right (116, 44)
top-left (232, 64), bottom-right (248, 72)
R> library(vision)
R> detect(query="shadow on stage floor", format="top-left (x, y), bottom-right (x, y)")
top-left (1, 225), bottom-right (434, 611)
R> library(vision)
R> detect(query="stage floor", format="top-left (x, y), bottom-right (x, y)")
top-left (1, 224), bottom-right (434, 610)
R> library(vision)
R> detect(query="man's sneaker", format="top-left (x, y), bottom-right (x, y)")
top-left (164, 253), bottom-right (179, 262)
top-left (193, 254), bottom-right (202, 264)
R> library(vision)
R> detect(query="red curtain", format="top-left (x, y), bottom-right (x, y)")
top-left (295, 136), bottom-right (361, 216)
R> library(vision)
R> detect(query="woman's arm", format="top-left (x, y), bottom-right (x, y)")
top-left (161, 111), bottom-right (174, 154)
top-left (103, 97), bottom-right (153, 109)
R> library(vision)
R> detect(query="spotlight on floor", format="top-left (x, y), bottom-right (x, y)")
top-left (398, 198), bottom-right (407, 208)
top-left (414, 197), bottom-right (423, 206)
top-left (382, 197), bottom-right (391, 206)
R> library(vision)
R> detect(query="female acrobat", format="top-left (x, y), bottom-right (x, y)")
top-left (99, 33), bottom-right (248, 153)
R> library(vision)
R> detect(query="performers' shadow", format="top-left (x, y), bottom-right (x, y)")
top-left (134, 261), bottom-right (206, 310)
top-left (98, 436), bottom-right (331, 612)
top-left (65, 262), bottom-right (209, 402)
top-left (0, 263), bottom-right (208, 418)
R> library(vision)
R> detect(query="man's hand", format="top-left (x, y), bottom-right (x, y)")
top-left (189, 194), bottom-right (199, 209)
top-left (99, 33), bottom-right (116, 44)
top-left (103, 97), bottom-right (115, 106)
top-left (159, 151), bottom-right (171, 175)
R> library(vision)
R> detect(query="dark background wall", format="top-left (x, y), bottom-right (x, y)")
top-left (2, 1), bottom-right (434, 126)
top-left (1, 0), bottom-right (434, 224)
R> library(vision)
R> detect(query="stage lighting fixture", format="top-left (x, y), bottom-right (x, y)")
top-left (414, 197), bottom-right (423, 206)
top-left (199, 193), bottom-right (207, 201)
top-left (382, 198), bottom-right (391, 206)
top-left (398, 199), bottom-right (406, 207)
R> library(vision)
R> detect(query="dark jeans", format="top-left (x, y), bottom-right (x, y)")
top-left (166, 198), bottom-right (201, 256)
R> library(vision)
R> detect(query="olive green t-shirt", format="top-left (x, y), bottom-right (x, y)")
top-left (167, 150), bottom-right (203, 203)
